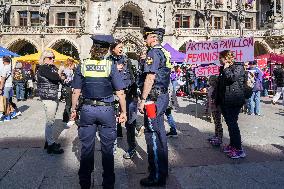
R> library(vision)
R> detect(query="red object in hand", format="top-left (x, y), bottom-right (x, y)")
top-left (145, 101), bottom-right (157, 119)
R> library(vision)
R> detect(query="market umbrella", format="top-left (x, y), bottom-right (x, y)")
top-left (163, 43), bottom-right (186, 63)
top-left (14, 48), bottom-right (77, 65)
top-left (0, 46), bottom-right (19, 57)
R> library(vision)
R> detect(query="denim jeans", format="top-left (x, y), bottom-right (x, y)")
top-left (248, 91), bottom-right (261, 115)
top-left (262, 80), bottom-right (269, 97)
top-left (221, 106), bottom-right (242, 150)
top-left (15, 82), bottom-right (25, 100)
top-left (171, 80), bottom-right (178, 94)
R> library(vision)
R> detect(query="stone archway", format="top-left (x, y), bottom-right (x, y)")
top-left (48, 38), bottom-right (80, 59)
top-left (7, 38), bottom-right (39, 55)
top-left (118, 33), bottom-right (144, 60)
top-left (254, 41), bottom-right (271, 56)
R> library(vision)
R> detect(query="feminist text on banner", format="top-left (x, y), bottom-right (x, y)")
top-left (186, 37), bottom-right (254, 64)
top-left (195, 65), bottom-right (220, 77)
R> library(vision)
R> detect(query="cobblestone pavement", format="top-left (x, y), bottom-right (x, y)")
top-left (0, 96), bottom-right (283, 189)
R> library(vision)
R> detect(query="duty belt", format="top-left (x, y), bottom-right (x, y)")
top-left (155, 88), bottom-right (168, 94)
top-left (83, 99), bottom-right (114, 106)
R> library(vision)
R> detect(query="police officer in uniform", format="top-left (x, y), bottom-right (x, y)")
top-left (70, 35), bottom-right (127, 189)
top-left (138, 27), bottom-right (172, 187)
top-left (110, 39), bottom-right (138, 159)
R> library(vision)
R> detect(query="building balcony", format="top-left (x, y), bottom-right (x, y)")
top-left (8, 0), bottom-right (80, 6)
top-left (174, 28), bottom-right (281, 38)
top-left (1, 25), bottom-right (82, 35)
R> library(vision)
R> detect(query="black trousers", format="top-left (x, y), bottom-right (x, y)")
top-left (221, 105), bottom-right (242, 150)
top-left (63, 86), bottom-right (72, 123)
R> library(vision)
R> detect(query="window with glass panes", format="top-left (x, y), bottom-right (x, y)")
top-left (19, 11), bottom-right (28, 26)
top-left (68, 12), bottom-right (76, 26)
top-left (213, 17), bottom-right (223, 29)
top-left (31, 12), bottom-right (40, 26)
top-left (245, 18), bottom-right (253, 29)
top-left (175, 15), bottom-right (190, 28)
top-left (57, 13), bottom-right (65, 26)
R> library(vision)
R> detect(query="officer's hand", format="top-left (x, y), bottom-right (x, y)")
top-left (138, 100), bottom-right (145, 114)
top-left (119, 112), bottom-right (127, 123)
top-left (70, 111), bottom-right (77, 121)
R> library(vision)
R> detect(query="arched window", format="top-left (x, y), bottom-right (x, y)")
top-left (116, 5), bottom-right (143, 28)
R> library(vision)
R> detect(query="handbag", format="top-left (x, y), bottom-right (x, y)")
top-left (0, 96), bottom-right (6, 112)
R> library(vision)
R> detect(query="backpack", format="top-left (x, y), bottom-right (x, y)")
top-left (244, 71), bottom-right (255, 99)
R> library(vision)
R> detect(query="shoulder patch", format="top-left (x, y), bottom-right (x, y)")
top-left (146, 57), bottom-right (153, 65)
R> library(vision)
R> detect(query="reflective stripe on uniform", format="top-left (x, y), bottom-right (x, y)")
top-left (153, 46), bottom-right (173, 69)
top-left (148, 117), bottom-right (160, 181)
top-left (81, 59), bottom-right (112, 78)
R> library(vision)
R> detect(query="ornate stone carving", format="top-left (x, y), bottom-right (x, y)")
top-left (79, 0), bottom-right (86, 34)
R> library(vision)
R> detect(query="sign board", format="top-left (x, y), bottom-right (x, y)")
top-left (195, 65), bottom-right (220, 77)
top-left (186, 37), bottom-right (254, 64)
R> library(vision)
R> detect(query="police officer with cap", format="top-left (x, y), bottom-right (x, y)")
top-left (70, 35), bottom-right (127, 189)
top-left (138, 27), bottom-right (172, 187)
top-left (110, 39), bottom-right (138, 159)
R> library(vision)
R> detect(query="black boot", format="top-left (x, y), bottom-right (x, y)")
top-left (44, 141), bottom-right (61, 149)
top-left (47, 143), bottom-right (64, 154)
top-left (140, 177), bottom-right (166, 187)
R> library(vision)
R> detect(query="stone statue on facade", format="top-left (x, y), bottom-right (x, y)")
top-left (156, 5), bottom-right (165, 28)
top-left (0, 1), bottom-right (11, 32)
top-left (39, 0), bottom-right (50, 34)
top-left (79, 0), bottom-right (87, 34)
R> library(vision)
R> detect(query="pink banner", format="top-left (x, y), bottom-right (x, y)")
top-left (186, 37), bottom-right (254, 64)
top-left (195, 65), bottom-right (220, 77)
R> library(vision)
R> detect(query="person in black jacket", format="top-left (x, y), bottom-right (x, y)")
top-left (37, 50), bottom-right (64, 154)
top-left (272, 64), bottom-right (284, 105)
top-left (216, 50), bottom-right (246, 159)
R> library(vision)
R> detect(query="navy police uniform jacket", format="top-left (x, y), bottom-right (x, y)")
top-left (143, 45), bottom-right (171, 90)
top-left (72, 57), bottom-right (125, 102)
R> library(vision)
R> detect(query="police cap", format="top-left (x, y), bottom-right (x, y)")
top-left (91, 35), bottom-right (115, 48)
top-left (143, 27), bottom-right (165, 40)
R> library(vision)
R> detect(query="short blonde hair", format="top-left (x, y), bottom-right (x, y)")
top-left (39, 50), bottom-right (55, 65)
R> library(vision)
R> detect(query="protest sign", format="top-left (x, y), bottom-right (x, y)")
top-left (186, 37), bottom-right (254, 64)
top-left (195, 65), bottom-right (220, 77)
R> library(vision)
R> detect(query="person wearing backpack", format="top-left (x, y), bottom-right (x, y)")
top-left (0, 56), bottom-right (21, 122)
top-left (247, 61), bottom-right (263, 116)
top-left (216, 50), bottom-right (246, 159)
top-left (13, 62), bottom-right (27, 102)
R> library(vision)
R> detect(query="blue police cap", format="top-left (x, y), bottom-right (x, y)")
top-left (143, 27), bottom-right (165, 39)
top-left (90, 35), bottom-right (115, 48)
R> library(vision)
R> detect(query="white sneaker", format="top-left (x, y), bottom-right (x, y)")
top-left (16, 111), bottom-right (22, 116)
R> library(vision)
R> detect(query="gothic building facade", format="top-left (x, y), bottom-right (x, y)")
top-left (0, 0), bottom-right (284, 60)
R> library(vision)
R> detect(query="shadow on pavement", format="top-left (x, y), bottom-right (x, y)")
top-left (18, 105), bottom-right (29, 113)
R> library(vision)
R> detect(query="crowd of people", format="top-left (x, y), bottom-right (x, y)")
top-left (1, 26), bottom-right (284, 189)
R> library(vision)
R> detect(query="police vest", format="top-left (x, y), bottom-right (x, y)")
top-left (152, 46), bottom-right (172, 89)
top-left (81, 59), bottom-right (113, 99)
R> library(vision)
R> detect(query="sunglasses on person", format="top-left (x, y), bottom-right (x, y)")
top-left (46, 56), bottom-right (55, 60)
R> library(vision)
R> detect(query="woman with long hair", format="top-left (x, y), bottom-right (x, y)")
top-left (216, 50), bottom-right (246, 159)
top-left (110, 39), bottom-right (138, 159)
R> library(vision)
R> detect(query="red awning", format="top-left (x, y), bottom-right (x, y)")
top-left (256, 53), bottom-right (284, 64)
